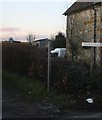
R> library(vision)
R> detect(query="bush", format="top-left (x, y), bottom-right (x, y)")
top-left (2, 42), bottom-right (102, 109)
top-left (2, 42), bottom-right (102, 95)
top-left (2, 42), bottom-right (48, 82)
top-left (51, 59), bottom-right (101, 95)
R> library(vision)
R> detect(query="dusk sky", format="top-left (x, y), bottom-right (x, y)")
top-left (0, 0), bottom-right (77, 42)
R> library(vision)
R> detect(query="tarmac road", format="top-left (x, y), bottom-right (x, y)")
top-left (60, 110), bottom-right (102, 119)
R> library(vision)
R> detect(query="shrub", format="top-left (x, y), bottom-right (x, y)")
top-left (2, 42), bottom-right (102, 109)
top-left (51, 59), bottom-right (101, 95)
top-left (2, 42), bottom-right (102, 95)
top-left (2, 42), bottom-right (48, 82)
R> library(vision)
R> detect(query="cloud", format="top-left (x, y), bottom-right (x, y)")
top-left (0, 27), bottom-right (20, 32)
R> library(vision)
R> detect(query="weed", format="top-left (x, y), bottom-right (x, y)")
top-left (2, 70), bottom-right (75, 109)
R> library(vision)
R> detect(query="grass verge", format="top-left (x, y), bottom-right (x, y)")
top-left (4, 70), bottom-right (101, 111)
top-left (2, 70), bottom-right (76, 109)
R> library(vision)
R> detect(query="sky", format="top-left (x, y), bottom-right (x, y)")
top-left (0, 0), bottom-right (77, 42)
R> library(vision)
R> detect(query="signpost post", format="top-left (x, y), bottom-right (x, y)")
top-left (48, 40), bottom-right (51, 91)
top-left (34, 38), bottom-right (51, 91)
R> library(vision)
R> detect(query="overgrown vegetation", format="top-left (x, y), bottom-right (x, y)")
top-left (3, 70), bottom-right (48, 101)
top-left (3, 70), bottom-right (76, 109)
top-left (2, 42), bottom-right (102, 110)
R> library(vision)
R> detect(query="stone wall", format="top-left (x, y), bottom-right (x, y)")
top-left (66, 3), bottom-right (102, 64)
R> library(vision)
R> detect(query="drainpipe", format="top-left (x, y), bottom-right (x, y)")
top-left (93, 4), bottom-right (97, 68)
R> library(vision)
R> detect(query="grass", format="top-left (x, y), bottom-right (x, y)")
top-left (2, 70), bottom-right (76, 109)
top-left (3, 70), bottom-right (102, 111)
top-left (3, 70), bottom-right (49, 100)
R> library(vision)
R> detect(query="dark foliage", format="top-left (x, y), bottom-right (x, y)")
top-left (2, 42), bottom-right (102, 110)
top-left (51, 32), bottom-right (66, 49)
top-left (2, 42), bottom-right (48, 82)
top-left (2, 42), bottom-right (102, 95)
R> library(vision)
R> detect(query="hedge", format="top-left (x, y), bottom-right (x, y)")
top-left (2, 42), bottom-right (102, 95)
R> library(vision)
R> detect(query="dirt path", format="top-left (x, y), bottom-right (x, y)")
top-left (2, 85), bottom-right (61, 118)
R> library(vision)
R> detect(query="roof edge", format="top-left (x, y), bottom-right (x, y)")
top-left (63, 1), bottom-right (101, 16)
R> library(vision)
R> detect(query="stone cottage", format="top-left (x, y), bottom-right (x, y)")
top-left (63, 1), bottom-right (102, 65)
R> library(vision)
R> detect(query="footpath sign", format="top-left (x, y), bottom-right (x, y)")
top-left (82, 42), bottom-right (102, 47)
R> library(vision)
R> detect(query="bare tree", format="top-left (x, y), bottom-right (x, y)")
top-left (26, 34), bottom-right (35, 45)
top-left (67, 15), bottom-right (84, 61)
